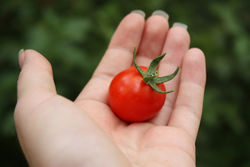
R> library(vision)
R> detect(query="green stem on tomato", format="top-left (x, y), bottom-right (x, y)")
top-left (133, 47), bottom-right (179, 94)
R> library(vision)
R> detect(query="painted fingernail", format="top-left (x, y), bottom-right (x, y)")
top-left (152, 10), bottom-right (169, 20)
top-left (173, 22), bottom-right (188, 30)
top-left (131, 10), bottom-right (145, 17)
top-left (18, 49), bottom-right (25, 69)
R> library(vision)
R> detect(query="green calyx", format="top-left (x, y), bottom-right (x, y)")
top-left (133, 47), bottom-right (179, 94)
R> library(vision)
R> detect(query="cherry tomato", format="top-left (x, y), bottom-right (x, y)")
top-left (108, 66), bottom-right (166, 122)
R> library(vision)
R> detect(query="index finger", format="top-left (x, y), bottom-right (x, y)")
top-left (76, 11), bottom-right (145, 103)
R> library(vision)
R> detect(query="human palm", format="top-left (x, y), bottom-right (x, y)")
top-left (15, 11), bottom-right (206, 167)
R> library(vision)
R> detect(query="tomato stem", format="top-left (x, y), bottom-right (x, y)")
top-left (133, 47), bottom-right (179, 94)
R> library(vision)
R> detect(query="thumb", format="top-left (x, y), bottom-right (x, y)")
top-left (17, 49), bottom-right (56, 106)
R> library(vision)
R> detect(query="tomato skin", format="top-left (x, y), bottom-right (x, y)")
top-left (108, 66), bottom-right (166, 122)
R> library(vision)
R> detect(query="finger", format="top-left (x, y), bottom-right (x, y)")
top-left (151, 23), bottom-right (190, 125)
top-left (17, 49), bottom-right (56, 109)
top-left (76, 11), bottom-right (145, 103)
top-left (135, 10), bottom-right (169, 66)
top-left (168, 48), bottom-right (206, 140)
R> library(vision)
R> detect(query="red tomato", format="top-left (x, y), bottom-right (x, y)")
top-left (108, 66), bottom-right (166, 122)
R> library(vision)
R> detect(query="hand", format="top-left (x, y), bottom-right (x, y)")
top-left (15, 11), bottom-right (206, 167)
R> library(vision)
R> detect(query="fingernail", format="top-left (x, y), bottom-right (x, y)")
top-left (18, 49), bottom-right (25, 69)
top-left (152, 10), bottom-right (169, 20)
top-left (131, 10), bottom-right (145, 17)
top-left (173, 22), bottom-right (188, 30)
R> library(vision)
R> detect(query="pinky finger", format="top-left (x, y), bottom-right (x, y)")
top-left (168, 48), bottom-right (206, 140)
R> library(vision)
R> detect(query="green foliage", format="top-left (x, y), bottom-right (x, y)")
top-left (0, 0), bottom-right (249, 166)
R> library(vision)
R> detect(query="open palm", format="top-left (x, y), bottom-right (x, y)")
top-left (15, 11), bottom-right (206, 167)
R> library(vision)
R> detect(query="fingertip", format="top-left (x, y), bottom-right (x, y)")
top-left (185, 48), bottom-right (205, 66)
top-left (185, 48), bottom-right (206, 69)
top-left (124, 12), bottom-right (145, 32)
top-left (145, 14), bottom-right (169, 35)
top-left (161, 24), bottom-right (190, 66)
top-left (24, 49), bottom-right (45, 60)
top-left (17, 49), bottom-right (56, 100)
top-left (124, 10), bottom-right (145, 26)
top-left (108, 10), bottom-right (145, 53)
top-left (21, 49), bottom-right (53, 73)
top-left (135, 11), bottom-right (169, 66)
top-left (167, 26), bottom-right (190, 49)
top-left (182, 48), bottom-right (206, 86)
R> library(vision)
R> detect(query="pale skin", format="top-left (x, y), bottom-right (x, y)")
top-left (15, 12), bottom-right (206, 167)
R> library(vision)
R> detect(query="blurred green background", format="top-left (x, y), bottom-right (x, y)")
top-left (0, 0), bottom-right (249, 166)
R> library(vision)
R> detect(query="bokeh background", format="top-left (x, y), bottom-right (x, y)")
top-left (0, 0), bottom-right (249, 166)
